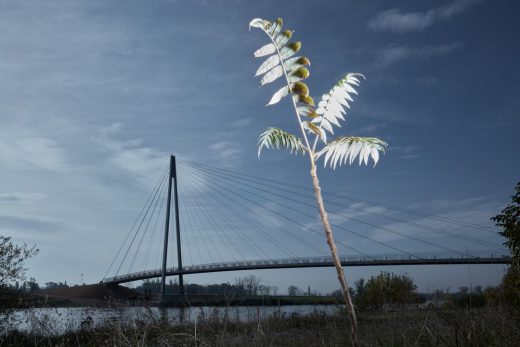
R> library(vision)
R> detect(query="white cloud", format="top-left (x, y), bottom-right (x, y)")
top-left (0, 213), bottom-right (63, 234)
top-left (373, 75), bottom-right (440, 86)
top-left (0, 192), bottom-right (45, 204)
top-left (389, 146), bottom-right (421, 160)
top-left (209, 141), bottom-right (243, 163)
top-left (355, 101), bottom-right (434, 126)
top-left (0, 130), bottom-right (67, 171)
top-left (377, 43), bottom-right (462, 67)
top-left (318, 198), bottom-right (504, 254)
top-left (229, 118), bottom-right (253, 129)
top-left (94, 124), bottom-right (167, 189)
top-left (354, 123), bottom-right (387, 134)
top-left (368, 0), bottom-right (484, 33)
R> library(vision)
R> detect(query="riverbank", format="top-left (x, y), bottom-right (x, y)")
top-left (1, 306), bottom-right (519, 346)
top-left (28, 284), bottom-right (342, 308)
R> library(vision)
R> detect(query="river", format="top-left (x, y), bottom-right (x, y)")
top-left (6, 305), bottom-right (340, 334)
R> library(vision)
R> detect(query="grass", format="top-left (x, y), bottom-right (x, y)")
top-left (1, 306), bottom-right (519, 346)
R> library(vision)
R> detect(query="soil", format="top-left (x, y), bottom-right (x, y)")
top-left (35, 284), bottom-right (142, 307)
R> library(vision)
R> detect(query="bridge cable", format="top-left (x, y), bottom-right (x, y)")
top-left (177, 168), bottom-right (246, 262)
top-left (182, 164), bottom-right (342, 256)
top-left (178, 185), bottom-right (216, 265)
top-left (179, 166), bottom-right (377, 260)
top-left (103, 164), bottom-right (169, 280)
top-left (177, 167), bottom-right (218, 265)
top-left (127, 171), bottom-right (169, 274)
top-left (182, 163), bottom-right (461, 253)
top-left (113, 169), bottom-right (168, 278)
top-left (177, 177), bottom-right (200, 267)
top-left (178, 167), bottom-right (256, 262)
top-left (177, 170), bottom-right (228, 264)
top-left (179, 163), bottom-right (272, 260)
top-left (142, 177), bottom-right (168, 270)
top-left (181, 163), bottom-right (327, 256)
top-left (181, 161), bottom-right (504, 250)
top-left (179, 164), bottom-right (299, 259)
top-left (174, 166), bottom-right (198, 266)
top-left (179, 165), bottom-right (276, 260)
top-left (181, 162), bottom-right (422, 258)
top-left (179, 160), bottom-right (497, 234)
top-left (181, 163), bottom-right (370, 259)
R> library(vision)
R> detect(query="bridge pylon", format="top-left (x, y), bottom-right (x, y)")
top-left (161, 155), bottom-right (185, 303)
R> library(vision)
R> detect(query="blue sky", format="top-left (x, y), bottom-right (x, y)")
top-left (0, 0), bottom-right (518, 293)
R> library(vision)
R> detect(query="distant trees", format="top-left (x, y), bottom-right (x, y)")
top-left (235, 275), bottom-right (263, 296)
top-left (287, 285), bottom-right (300, 296)
top-left (355, 272), bottom-right (419, 310)
top-left (0, 236), bottom-right (38, 289)
top-left (24, 277), bottom-right (39, 293)
top-left (44, 281), bottom-right (69, 290)
top-left (136, 275), bottom-right (277, 298)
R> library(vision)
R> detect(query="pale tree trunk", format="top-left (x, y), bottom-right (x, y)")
top-left (309, 161), bottom-right (359, 346)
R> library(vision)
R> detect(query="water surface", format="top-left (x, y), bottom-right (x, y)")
top-left (8, 304), bottom-right (340, 334)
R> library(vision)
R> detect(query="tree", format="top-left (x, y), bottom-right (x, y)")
top-left (235, 275), bottom-right (263, 296)
top-left (492, 182), bottom-right (520, 261)
top-left (459, 286), bottom-right (469, 295)
top-left (24, 277), bottom-right (39, 294)
top-left (355, 272), bottom-right (418, 310)
top-left (500, 265), bottom-right (520, 305)
top-left (0, 236), bottom-right (38, 288)
top-left (287, 285), bottom-right (301, 296)
top-left (492, 182), bottom-right (520, 305)
top-left (249, 17), bottom-right (387, 345)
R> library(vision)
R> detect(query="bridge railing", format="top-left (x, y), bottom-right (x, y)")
top-left (103, 250), bottom-right (511, 283)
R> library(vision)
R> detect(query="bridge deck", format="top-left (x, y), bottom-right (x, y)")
top-left (103, 251), bottom-right (512, 285)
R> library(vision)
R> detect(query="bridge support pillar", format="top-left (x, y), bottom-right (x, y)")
top-left (161, 155), bottom-right (185, 304)
top-left (172, 155), bottom-right (185, 296)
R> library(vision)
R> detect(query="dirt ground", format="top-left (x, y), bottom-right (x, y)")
top-left (35, 284), bottom-right (141, 306)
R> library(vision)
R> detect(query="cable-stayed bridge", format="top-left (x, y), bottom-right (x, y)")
top-left (102, 156), bottom-right (512, 299)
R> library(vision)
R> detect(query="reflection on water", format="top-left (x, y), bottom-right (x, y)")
top-left (8, 305), bottom-right (339, 334)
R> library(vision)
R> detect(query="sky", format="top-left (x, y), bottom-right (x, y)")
top-left (0, 0), bottom-right (518, 294)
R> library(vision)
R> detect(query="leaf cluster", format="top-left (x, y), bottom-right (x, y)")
top-left (491, 182), bottom-right (520, 261)
top-left (0, 236), bottom-right (39, 288)
top-left (250, 17), bottom-right (388, 169)
top-left (354, 272), bottom-right (419, 310)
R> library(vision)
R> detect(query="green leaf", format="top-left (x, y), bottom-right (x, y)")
top-left (266, 86), bottom-right (289, 106)
top-left (280, 41), bottom-right (301, 59)
top-left (274, 30), bottom-right (292, 46)
top-left (253, 43), bottom-right (276, 58)
top-left (313, 73), bottom-right (365, 143)
top-left (257, 127), bottom-right (307, 157)
top-left (285, 56), bottom-right (311, 74)
top-left (316, 136), bottom-right (388, 169)
top-left (270, 18), bottom-right (283, 36)
top-left (249, 18), bottom-right (269, 31)
top-left (255, 55), bottom-right (280, 77)
top-left (260, 66), bottom-right (283, 85)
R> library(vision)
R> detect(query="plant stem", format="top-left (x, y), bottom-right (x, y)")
top-left (309, 160), bottom-right (359, 346)
top-left (261, 24), bottom-right (359, 345)
top-left (265, 29), bottom-right (312, 152)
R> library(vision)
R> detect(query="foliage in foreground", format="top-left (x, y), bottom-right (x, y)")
top-left (492, 181), bottom-right (520, 261)
top-left (0, 236), bottom-right (38, 288)
top-left (491, 181), bottom-right (520, 305)
top-left (1, 307), bottom-right (519, 346)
